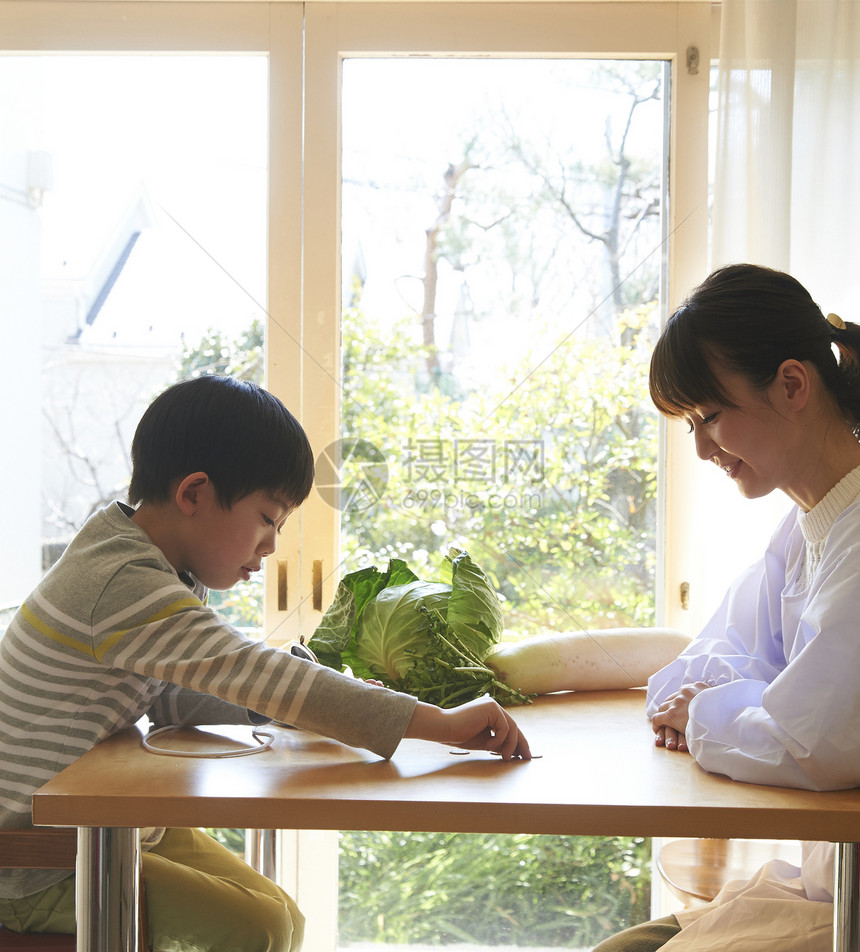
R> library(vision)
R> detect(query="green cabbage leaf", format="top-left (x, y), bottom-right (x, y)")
top-left (308, 548), bottom-right (531, 707)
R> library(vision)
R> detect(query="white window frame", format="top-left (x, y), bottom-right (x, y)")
top-left (300, 1), bottom-right (714, 643)
top-left (0, 0), bottom-right (715, 637)
top-left (0, 0), bottom-right (307, 641)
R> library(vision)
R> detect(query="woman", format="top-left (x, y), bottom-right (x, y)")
top-left (594, 263), bottom-right (860, 952)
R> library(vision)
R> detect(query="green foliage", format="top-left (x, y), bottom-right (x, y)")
top-left (337, 831), bottom-right (651, 948)
top-left (336, 60), bottom-right (662, 635)
top-left (206, 575), bottom-right (264, 631)
top-left (339, 299), bottom-right (658, 636)
top-left (204, 828), bottom-right (652, 947)
top-left (203, 827), bottom-right (246, 856)
top-left (179, 318), bottom-right (264, 383)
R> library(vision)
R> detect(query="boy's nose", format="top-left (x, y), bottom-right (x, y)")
top-left (259, 532), bottom-right (278, 557)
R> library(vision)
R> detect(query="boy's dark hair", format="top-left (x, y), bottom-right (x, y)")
top-left (128, 375), bottom-right (315, 508)
top-left (649, 263), bottom-right (860, 433)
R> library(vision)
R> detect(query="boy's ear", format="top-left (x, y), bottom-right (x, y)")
top-left (174, 472), bottom-right (213, 516)
top-left (773, 359), bottom-right (810, 412)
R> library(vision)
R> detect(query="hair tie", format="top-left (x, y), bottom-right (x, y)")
top-left (826, 312), bottom-right (846, 330)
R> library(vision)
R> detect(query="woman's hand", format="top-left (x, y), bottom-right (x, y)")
top-left (405, 696), bottom-right (532, 761)
top-left (650, 681), bottom-right (711, 752)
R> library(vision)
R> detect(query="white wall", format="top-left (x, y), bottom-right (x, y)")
top-left (0, 57), bottom-right (46, 606)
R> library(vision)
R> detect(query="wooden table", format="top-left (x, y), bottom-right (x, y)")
top-left (32, 690), bottom-right (860, 951)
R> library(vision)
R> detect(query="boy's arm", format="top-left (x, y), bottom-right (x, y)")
top-left (150, 667), bottom-right (530, 759)
top-left (94, 560), bottom-right (515, 759)
top-left (404, 696), bottom-right (531, 761)
top-left (148, 684), bottom-right (270, 729)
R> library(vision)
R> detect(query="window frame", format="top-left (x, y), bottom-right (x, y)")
top-left (299, 1), bottom-right (714, 642)
top-left (0, 0), bottom-right (307, 638)
top-left (1, 0), bottom-right (714, 639)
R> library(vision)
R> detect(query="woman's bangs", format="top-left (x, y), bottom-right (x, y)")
top-left (649, 318), bottom-right (730, 418)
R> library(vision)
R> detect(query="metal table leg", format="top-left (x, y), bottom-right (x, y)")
top-left (76, 826), bottom-right (140, 952)
top-left (835, 842), bottom-right (860, 952)
top-left (247, 828), bottom-right (278, 881)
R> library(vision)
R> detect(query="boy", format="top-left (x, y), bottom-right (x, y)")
top-left (0, 375), bottom-right (530, 951)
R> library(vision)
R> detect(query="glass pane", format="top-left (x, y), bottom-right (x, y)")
top-left (338, 830), bottom-right (651, 950)
top-left (0, 54), bottom-right (268, 630)
top-left (340, 58), bottom-right (665, 639)
top-left (337, 57), bottom-right (667, 951)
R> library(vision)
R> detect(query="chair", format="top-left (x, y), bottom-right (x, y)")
top-left (0, 829), bottom-right (76, 950)
top-left (0, 828), bottom-right (148, 951)
top-left (656, 837), bottom-right (802, 907)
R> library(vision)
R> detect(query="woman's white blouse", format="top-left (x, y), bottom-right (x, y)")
top-left (646, 479), bottom-right (860, 952)
top-left (647, 499), bottom-right (860, 792)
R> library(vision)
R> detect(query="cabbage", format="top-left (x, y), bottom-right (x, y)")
top-left (357, 580), bottom-right (452, 680)
top-left (308, 548), bottom-right (530, 707)
top-left (444, 548), bottom-right (504, 659)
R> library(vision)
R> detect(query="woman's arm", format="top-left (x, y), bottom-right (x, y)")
top-left (671, 535), bottom-right (860, 790)
top-left (644, 509), bottom-right (798, 763)
top-left (646, 508), bottom-right (801, 721)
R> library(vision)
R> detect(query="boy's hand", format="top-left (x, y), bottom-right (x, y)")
top-left (405, 696), bottom-right (532, 761)
top-left (650, 681), bottom-right (711, 752)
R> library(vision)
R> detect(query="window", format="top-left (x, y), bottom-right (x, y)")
top-left (339, 55), bottom-right (667, 637)
top-left (0, 0), bottom-right (713, 637)
top-left (299, 2), bottom-right (712, 642)
top-left (296, 5), bottom-right (712, 949)
top-left (0, 50), bottom-right (269, 630)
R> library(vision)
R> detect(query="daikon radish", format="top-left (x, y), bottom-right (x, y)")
top-left (484, 628), bottom-right (691, 694)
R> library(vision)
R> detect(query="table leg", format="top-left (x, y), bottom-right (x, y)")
top-left (75, 826), bottom-right (140, 952)
top-left (246, 829), bottom-right (278, 881)
top-left (835, 842), bottom-right (860, 952)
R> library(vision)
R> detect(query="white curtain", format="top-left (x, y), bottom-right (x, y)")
top-left (713, 0), bottom-right (860, 315)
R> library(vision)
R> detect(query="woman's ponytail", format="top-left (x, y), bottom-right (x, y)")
top-left (823, 317), bottom-right (860, 436)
